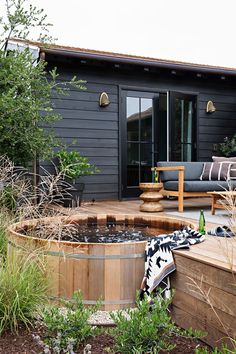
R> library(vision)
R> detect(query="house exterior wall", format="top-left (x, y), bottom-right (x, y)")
top-left (42, 59), bottom-right (236, 201)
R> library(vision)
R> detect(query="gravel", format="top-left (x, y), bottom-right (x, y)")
top-left (56, 307), bottom-right (132, 326)
top-left (88, 309), bottom-right (132, 326)
top-left (88, 311), bottom-right (115, 325)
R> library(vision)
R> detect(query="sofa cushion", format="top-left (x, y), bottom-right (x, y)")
top-left (212, 156), bottom-right (236, 179)
top-left (157, 162), bottom-right (204, 182)
top-left (200, 162), bottom-right (231, 181)
top-left (164, 180), bottom-right (236, 192)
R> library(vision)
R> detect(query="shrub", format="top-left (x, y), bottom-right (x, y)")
top-left (219, 134), bottom-right (236, 157)
top-left (110, 294), bottom-right (176, 354)
top-left (42, 291), bottom-right (100, 353)
top-left (57, 150), bottom-right (99, 183)
top-left (0, 251), bottom-right (48, 334)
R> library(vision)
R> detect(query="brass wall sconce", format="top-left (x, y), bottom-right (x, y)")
top-left (206, 100), bottom-right (216, 113)
top-left (99, 92), bottom-right (110, 107)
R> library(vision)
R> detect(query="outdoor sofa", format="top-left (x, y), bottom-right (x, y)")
top-left (154, 161), bottom-right (236, 212)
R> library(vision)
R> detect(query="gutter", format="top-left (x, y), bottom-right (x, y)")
top-left (42, 48), bottom-right (236, 77)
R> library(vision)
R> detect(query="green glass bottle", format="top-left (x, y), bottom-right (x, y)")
top-left (199, 209), bottom-right (205, 235)
top-left (154, 169), bottom-right (158, 183)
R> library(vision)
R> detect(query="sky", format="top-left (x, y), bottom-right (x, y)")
top-left (1, 0), bottom-right (236, 68)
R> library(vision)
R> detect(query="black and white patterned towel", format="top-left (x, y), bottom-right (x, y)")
top-left (140, 226), bottom-right (205, 300)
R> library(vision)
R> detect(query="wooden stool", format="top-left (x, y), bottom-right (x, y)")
top-left (139, 183), bottom-right (163, 212)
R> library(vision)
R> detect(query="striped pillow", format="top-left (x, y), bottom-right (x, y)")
top-left (212, 156), bottom-right (236, 180)
top-left (200, 162), bottom-right (231, 181)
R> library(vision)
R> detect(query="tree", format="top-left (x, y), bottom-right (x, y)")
top-left (0, 0), bottom-right (85, 166)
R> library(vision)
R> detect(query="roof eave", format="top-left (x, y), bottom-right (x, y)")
top-left (42, 47), bottom-right (236, 76)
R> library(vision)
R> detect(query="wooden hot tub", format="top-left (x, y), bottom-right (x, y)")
top-left (8, 214), bottom-right (194, 310)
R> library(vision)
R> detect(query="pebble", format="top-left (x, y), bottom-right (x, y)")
top-left (57, 307), bottom-right (133, 326)
top-left (88, 309), bottom-right (132, 325)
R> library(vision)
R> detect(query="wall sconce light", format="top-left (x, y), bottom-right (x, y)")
top-left (99, 92), bottom-right (110, 107)
top-left (206, 100), bottom-right (216, 113)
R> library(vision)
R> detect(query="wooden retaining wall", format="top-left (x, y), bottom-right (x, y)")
top-left (171, 237), bottom-right (236, 349)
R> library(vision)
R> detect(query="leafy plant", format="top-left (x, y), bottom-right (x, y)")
top-left (42, 290), bottom-right (100, 353)
top-left (219, 134), bottom-right (236, 157)
top-left (0, 0), bottom-right (86, 167)
top-left (0, 0), bottom-right (54, 48)
top-left (0, 250), bottom-right (48, 334)
top-left (195, 343), bottom-right (235, 354)
top-left (57, 150), bottom-right (99, 182)
top-left (110, 294), bottom-right (176, 354)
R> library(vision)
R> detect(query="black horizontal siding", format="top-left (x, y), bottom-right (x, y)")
top-left (199, 101), bottom-right (236, 112)
top-left (55, 129), bottom-right (118, 139)
top-left (53, 98), bottom-right (118, 112)
top-left (198, 90), bottom-right (236, 160)
top-left (46, 60), bottom-right (236, 200)
top-left (52, 90), bottom-right (118, 103)
top-left (62, 138), bottom-right (118, 148)
top-left (50, 118), bottom-right (117, 130)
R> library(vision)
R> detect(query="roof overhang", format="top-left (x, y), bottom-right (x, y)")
top-left (8, 38), bottom-right (236, 77)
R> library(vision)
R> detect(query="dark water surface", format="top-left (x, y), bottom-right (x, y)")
top-left (65, 224), bottom-right (166, 243)
top-left (23, 223), bottom-right (170, 243)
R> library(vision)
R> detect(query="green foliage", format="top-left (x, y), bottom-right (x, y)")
top-left (0, 211), bottom-right (10, 262)
top-left (0, 185), bottom-right (17, 211)
top-left (219, 134), bottom-right (236, 157)
top-left (0, 49), bottom-right (85, 166)
top-left (0, 0), bottom-right (86, 166)
top-left (0, 0), bottom-right (54, 47)
top-left (42, 290), bottom-right (100, 352)
top-left (175, 326), bottom-right (207, 339)
top-left (0, 251), bottom-right (48, 334)
top-left (195, 342), bottom-right (235, 354)
top-left (57, 150), bottom-right (99, 182)
top-left (110, 294), bottom-right (176, 354)
top-left (0, 48), bottom-right (59, 165)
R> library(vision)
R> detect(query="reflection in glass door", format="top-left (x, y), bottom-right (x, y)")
top-left (170, 92), bottom-right (197, 161)
top-left (121, 90), bottom-right (167, 198)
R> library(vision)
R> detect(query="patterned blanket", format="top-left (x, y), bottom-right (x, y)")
top-left (140, 227), bottom-right (205, 300)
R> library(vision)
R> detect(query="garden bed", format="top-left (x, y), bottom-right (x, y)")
top-left (0, 325), bottom-right (208, 354)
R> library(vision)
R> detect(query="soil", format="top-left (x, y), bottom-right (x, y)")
top-left (0, 326), bottom-right (209, 354)
top-left (0, 325), bottom-right (43, 354)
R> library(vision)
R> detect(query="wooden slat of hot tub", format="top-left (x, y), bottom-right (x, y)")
top-left (73, 244), bottom-right (89, 301)
top-left (120, 242), bottom-right (135, 307)
top-left (104, 244), bottom-right (121, 311)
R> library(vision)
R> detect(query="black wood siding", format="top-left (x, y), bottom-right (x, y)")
top-left (43, 60), bottom-right (236, 201)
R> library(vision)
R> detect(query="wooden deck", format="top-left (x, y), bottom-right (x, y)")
top-left (76, 198), bottom-right (236, 348)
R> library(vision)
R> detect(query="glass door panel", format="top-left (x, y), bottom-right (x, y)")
top-left (127, 142), bottom-right (139, 187)
top-left (127, 97), bottom-right (139, 141)
top-left (140, 98), bottom-right (152, 141)
top-left (121, 90), bottom-right (167, 198)
top-left (170, 92), bottom-right (197, 161)
top-left (140, 143), bottom-right (153, 183)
